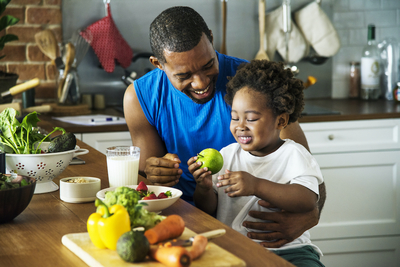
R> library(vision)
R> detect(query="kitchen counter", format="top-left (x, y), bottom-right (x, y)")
top-left (0, 140), bottom-right (293, 267)
top-left (299, 99), bottom-right (400, 123)
top-left (36, 99), bottom-right (400, 134)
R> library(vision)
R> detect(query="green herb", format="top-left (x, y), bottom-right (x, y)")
top-left (0, 108), bottom-right (66, 154)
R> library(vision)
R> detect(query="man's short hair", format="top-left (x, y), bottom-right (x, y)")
top-left (150, 6), bottom-right (213, 64)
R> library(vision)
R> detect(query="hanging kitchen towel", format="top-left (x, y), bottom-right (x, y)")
top-left (265, 6), bottom-right (309, 63)
top-left (83, 3), bottom-right (132, 73)
top-left (294, 1), bottom-right (340, 57)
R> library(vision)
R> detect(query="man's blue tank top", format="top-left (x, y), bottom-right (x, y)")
top-left (134, 52), bottom-right (247, 203)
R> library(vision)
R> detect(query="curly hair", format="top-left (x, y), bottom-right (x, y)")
top-left (225, 60), bottom-right (304, 124)
top-left (150, 6), bottom-right (213, 64)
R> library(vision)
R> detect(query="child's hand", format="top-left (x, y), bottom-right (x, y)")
top-left (216, 170), bottom-right (258, 197)
top-left (187, 156), bottom-right (213, 190)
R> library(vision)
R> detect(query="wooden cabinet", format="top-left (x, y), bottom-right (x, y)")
top-left (77, 132), bottom-right (132, 155)
top-left (301, 119), bottom-right (400, 266)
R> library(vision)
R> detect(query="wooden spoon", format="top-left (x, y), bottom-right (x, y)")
top-left (57, 42), bottom-right (75, 100)
top-left (35, 30), bottom-right (58, 65)
top-left (220, 0), bottom-right (227, 55)
top-left (254, 0), bottom-right (269, 60)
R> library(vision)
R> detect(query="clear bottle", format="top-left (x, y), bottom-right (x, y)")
top-left (361, 24), bottom-right (381, 100)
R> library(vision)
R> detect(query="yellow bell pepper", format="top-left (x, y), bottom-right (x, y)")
top-left (87, 199), bottom-right (131, 250)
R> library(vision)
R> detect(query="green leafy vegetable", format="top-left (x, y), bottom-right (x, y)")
top-left (104, 186), bottom-right (164, 230)
top-left (0, 173), bottom-right (32, 190)
top-left (0, 108), bottom-right (66, 154)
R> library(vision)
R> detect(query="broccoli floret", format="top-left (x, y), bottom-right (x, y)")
top-left (103, 186), bottom-right (162, 229)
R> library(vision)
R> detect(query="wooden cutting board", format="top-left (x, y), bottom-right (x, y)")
top-left (62, 228), bottom-right (246, 267)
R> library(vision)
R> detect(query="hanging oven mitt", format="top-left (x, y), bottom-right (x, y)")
top-left (265, 6), bottom-right (308, 63)
top-left (294, 1), bottom-right (340, 57)
top-left (83, 3), bottom-right (133, 73)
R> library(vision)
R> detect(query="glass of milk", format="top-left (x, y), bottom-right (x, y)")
top-left (106, 146), bottom-right (140, 187)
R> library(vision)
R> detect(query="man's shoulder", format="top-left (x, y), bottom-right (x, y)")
top-left (134, 68), bottom-right (167, 94)
top-left (217, 52), bottom-right (248, 69)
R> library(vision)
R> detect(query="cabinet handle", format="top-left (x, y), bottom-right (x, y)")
top-left (328, 134), bottom-right (334, 140)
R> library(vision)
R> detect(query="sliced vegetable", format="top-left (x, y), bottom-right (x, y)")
top-left (87, 199), bottom-right (131, 250)
top-left (188, 235), bottom-right (208, 260)
top-left (144, 215), bottom-right (185, 245)
top-left (149, 245), bottom-right (191, 267)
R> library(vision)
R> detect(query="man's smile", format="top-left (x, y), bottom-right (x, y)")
top-left (193, 85), bottom-right (210, 95)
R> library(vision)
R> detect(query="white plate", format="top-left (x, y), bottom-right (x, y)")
top-left (96, 185), bottom-right (182, 212)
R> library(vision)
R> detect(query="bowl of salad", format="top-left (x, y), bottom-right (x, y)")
top-left (0, 174), bottom-right (36, 224)
top-left (96, 182), bottom-right (183, 213)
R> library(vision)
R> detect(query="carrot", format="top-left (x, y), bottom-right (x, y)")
top-left (188, 235), bottom-right (208, 260)
top-left (149, 245), bottom-right (191, 267)
top-left (144, 215), bottom-right (185, 244)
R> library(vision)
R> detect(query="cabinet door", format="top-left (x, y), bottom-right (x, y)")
top-left (301, 119), bottom-right (400, 154)
top-left (309, 150), bottom-right (400, 240)
top-left (314, 236), bottom-right (400, 267)
top-left (81, 132), bottom-right (132, 155)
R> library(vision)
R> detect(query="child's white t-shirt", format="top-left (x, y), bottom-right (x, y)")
top-left (212, 139), bottom-right (324, 255)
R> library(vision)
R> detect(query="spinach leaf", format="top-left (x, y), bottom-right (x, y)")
top-left (0, 108), bottom-right (66, 154)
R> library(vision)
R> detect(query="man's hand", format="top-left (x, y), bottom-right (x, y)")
top-left (244, 200), bottom-right (319, 248)
top-left (144, 153), bottom-right (182, 186)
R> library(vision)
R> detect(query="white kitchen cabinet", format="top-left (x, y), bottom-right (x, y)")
top-left (80, 131), bottom-right (132, 155)
top-left (301, 119), bottom-right (400, 267)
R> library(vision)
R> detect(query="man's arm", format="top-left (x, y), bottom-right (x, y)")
top-left (281, 121), bottom-right (326, 214)
top-left (124, 83), bottom-right (183, 187)
top-left (123, 84), bottom-right (167, 175)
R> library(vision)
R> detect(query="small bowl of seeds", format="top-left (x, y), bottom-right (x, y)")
top-left (60, 177), bottom-right (101, 203)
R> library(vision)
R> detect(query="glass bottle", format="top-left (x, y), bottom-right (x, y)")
top-left (393, 82), bottom-right (400, 102)
top-left (361, 24), bottom-right (381, 100)
top-left (349, 61), bottom-right (360, 98)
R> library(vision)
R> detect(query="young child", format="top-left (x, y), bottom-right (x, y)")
top-left (188, 60), bottom-right (324, 267)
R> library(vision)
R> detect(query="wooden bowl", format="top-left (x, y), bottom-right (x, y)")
top-left (0, 175), bottom-right (36, 224)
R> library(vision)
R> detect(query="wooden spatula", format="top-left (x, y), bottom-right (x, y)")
top-left (220, 0), bottom-right (227, 55)
top-left (254, 0), bottom-right (269, 60)
top-left (35, 30), bottom-right (58, 65)
top-left (58, 42), bottom-right (75, 101)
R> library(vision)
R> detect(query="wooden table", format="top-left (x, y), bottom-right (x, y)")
top-left (0, 140), bottom-right (293, 267)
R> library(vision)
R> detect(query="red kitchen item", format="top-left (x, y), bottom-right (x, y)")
top-left (82, 2), bottom-right (132, 73)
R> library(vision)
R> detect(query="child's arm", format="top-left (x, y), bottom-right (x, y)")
top-left (217, 170), bottom-right (318, 213)
top-left (188, 156), bottom-right (218, 215)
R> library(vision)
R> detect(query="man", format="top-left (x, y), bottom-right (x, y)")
top-left (124, 6), bottom-right (326, 249)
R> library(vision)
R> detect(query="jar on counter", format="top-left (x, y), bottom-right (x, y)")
top-left (349, 61), bottom-right (360, 98)
top-left (393, 82), bottom-right (400, 102)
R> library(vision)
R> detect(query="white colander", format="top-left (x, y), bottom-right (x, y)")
top-left (5, 144), bottom-right (89, 194)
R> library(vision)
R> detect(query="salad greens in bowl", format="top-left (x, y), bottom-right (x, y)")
top-left (0, 174), bottom-right (36, 224)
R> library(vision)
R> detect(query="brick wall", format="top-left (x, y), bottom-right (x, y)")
top-left (0, 0), bottom-right (62, 101)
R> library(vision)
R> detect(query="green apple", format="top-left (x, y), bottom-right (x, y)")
top-left (196, 148), bottom-right (224, 175)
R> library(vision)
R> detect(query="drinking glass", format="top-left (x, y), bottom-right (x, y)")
top-left (106, 146), bottom-right (140, 187)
